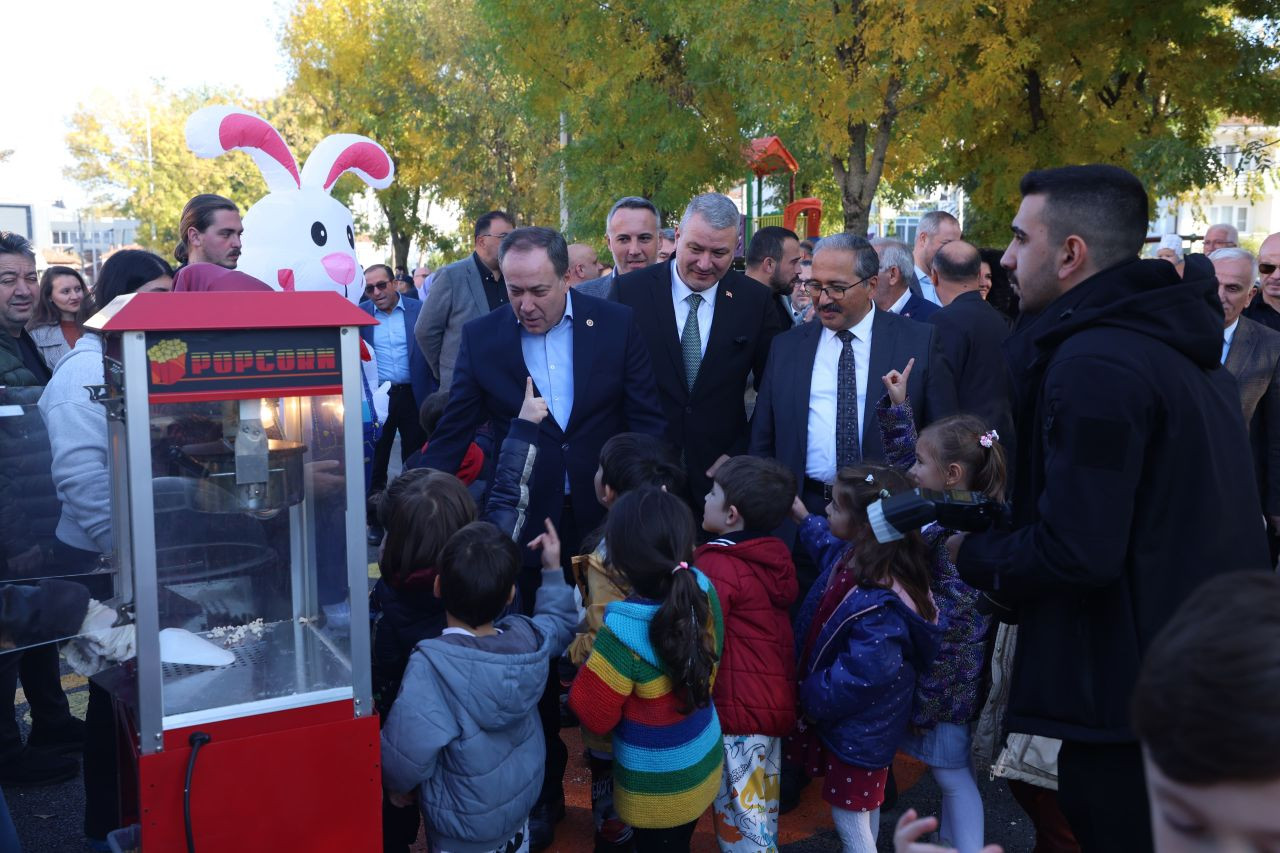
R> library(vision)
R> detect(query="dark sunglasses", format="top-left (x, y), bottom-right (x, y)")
top-left (364, 281), bottom-right (391, 294)
top-left (1260, 263), bottom-right (1277, 276)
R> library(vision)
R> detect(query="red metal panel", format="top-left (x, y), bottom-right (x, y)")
top-left (147, 385), bottom-right (343, 404)
top-left (86, 291), bottom-right (377, 333)
top-left (136, 704), bottom-right (382, 852)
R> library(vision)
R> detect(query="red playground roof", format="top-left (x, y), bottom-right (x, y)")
top-left (85, 291), bottom-right (377, 332)
top-left (746, 136), bottom-right (799, 178)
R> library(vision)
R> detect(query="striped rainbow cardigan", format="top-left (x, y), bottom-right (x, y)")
top-left (568, 568), bottom-right (725, 829)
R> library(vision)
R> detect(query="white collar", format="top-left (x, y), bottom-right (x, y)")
top-left (888, 288), bottom-right (912, 314)
top-left (822, 304), bottom-right (876, 343)
top-left (1225, 318), bottom-right (1240, 344)
top-left (671, 259), bottom-right (718, 306)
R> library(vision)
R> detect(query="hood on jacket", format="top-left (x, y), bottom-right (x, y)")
top-left (604, 569), bottom-right (715, 671)
top-left (412, 618), bottom-right (549, 731)
top-left (695, 536), bottom-right (797, 609)
top-left (1032, 258), bottom-right (1224, 370)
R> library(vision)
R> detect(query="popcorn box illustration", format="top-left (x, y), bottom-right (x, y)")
top-left (147, 339), bottom-right (188, 385)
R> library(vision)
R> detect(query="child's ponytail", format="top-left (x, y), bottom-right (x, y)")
top-left (605, 488), bottom-right (718, 712)
top-left (919, 414), bottom-right (1008, 501)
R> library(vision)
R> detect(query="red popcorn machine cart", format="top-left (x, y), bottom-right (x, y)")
top-left (86, 291), bottom-right (381, 851)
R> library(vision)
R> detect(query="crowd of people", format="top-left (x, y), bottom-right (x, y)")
top-left (1, 161), bottom-right (1280, 853)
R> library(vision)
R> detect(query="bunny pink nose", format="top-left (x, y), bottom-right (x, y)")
top-left (321, 253), bottom-right (356, 285)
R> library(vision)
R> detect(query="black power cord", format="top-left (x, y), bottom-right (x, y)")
top-left (184, 731), bottom-right (212, 853)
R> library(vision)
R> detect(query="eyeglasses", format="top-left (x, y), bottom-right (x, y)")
top-left (364, 281), bottom-right (390, 294)
top-left (1260, 263), bottom-right (1278, 276)
top-left (479, 232), bottom-right (511, 242)
top-left (804, 276), bottom-right (873, 299)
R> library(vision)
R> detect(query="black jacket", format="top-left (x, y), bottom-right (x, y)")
top-left (927, 290), bottom-right (1014, 447)
top-left (611, 263), bottom-right (785, 506)
top-left (957, 258), bottom-right (1270, 743)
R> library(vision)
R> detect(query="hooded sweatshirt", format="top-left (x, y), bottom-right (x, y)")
top-left (380, 568), bottom-right (575, 853)
top-left (959, 257), bottom-right (1270, 742)
top-left (693, 531), bottom-right (798, 736)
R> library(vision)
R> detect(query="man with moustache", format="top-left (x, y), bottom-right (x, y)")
top-left (751, 231), bottom-right (956, 553)
top-left (746, 225), bottom-right (806, 328)
top-left (611, 193), bottom-right (786, 508)
top-left (576, 197), bottom-right (662, 298)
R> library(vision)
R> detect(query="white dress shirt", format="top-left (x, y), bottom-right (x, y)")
top-left (1223, 318), bottom-right (1240, 365)
top-left (915, 265), bottom-right (942, 306)
top-left (888, 288), bottom-right (912, 315)
top-left (671, 260), bottom-right (717, 357)
top-left (806, 307), bottom-right (876, 482)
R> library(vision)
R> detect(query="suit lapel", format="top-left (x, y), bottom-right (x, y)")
top-left (1225, 318), bottom-right (1253, 375)
top-left (465, 257), bottom-right (490, 316)
top-left (864, 310), bottom-right (894, 450)
top-left (566, 297), bottom-right (594, 434)
top-left (695, 276), bottom-right (737, 394)
top-left (793, 322), bottom-right (823, 461)
top-left (650, 266), bottom-right (686, 395)
top-left (402, 301), bottom-right (419, 359)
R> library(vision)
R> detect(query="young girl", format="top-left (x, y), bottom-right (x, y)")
top-left (878, 360), bottom-right (1002, 853)
top-left (567, 433), bottom-right (684, 851)
top-left (569, 487), bottom-right (724, 853)
top-left (788, 465), bottom-right (943, 853)
top-left (372, 380), bottom-right (548, 853)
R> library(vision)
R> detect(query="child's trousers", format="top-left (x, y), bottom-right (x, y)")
top-left (712, 734), bottom-right (781, 852)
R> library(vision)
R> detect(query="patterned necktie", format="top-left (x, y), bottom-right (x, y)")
top-left (681, 293), bottom-right (704, 390)
top-left (835, 329), bottom-right (861, 469)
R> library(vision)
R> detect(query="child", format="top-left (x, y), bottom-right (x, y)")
top-left (569, 488), bottom-right (725, 853)
top-left (403, 389), bottom-right (489, 496)
top-left (878, 362), bottom-right (1000, 853)
top-left (789, 465), bottom-right (943, 853)
top-left (697, 456), bottom-right (799, 852)
top-left (372, 378), bottom-right (548, 852)
top-left (566, 432), bottom-right (684, 851)
top-left (1132, 570), bottom-right (1280, 852)
top-left (380, 518), bottom-right (576, 853)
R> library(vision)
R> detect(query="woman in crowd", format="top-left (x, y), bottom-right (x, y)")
top-left (978, 249), bottom-right (1019, 325)
top-left (27, 266), bottom-right (92, 371)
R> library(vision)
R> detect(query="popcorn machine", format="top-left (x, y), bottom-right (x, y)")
top-left (87, 291), bottom-right (381, 851)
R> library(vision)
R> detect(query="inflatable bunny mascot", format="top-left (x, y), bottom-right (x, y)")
top-left (184, 104), bottom-right (394, 431)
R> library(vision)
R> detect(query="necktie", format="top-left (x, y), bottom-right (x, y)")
top-left (681, 293), bottom-right (704, 390)
top-left (836, 329), bottom-right (860, 469)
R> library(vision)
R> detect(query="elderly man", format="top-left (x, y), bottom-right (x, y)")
top-left (613, 193), bottom-right (785, 508)
top-left (657, 227), bottom-right (676, 263)
top-left (421, 227), bottom-right (664, 845)
top-left (1244, 231), bottom-right (1280, 334)
top-left (912, 210), bottom-right (961, 305)
top-left (1214, 246), bottom-right (1280, 560)
top-left (566, 243), bottom-right (605, 286)
top-left (414, 210), bottom-right (514, 391)
top-left (745, 225), bottom-right (805, 327)
top-left (0, 232), bottom-right (85, 787)
top-left (871, 238), bottom-right (937, 321)
top-left (954, 166), bottom-right (1269, 852)
top-left (576, 197), bottom-right (661, 298)
top-left (751, 232), bottom-right (956, 555)
top-left (1203, 222), bottom-right (1239, 254)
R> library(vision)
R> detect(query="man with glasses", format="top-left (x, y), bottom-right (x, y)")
top-left (415, 210), bottom-right (514, 391)
top-left (1244, 232), bottom-right (1280, 334)
top-left (361, 264), bottom-right (434, 542)
top-left (1202, 222), bottom-right (1239, 254)
top-left (751, 232), bottom-right (956, 553)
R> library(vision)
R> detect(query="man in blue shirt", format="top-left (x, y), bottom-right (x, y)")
top-left (360, 264), bottom-right (435, 542)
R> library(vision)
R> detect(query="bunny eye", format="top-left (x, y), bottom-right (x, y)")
top-left (346, 225), bottom-right (355, 249)
top-left (310, 221), bottom-right (328, 247)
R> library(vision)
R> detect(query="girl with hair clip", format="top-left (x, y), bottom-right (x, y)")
top-left (787, 465), bottom-right (943, 853)
top-left (876, 359), bottom-right (1003, 853)
top-left (569, 487), bottom-right (724, 853)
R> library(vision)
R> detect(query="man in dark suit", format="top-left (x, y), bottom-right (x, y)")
top-left (359, 264), bottom-right (437, 541)
top-left (1215, 247), bottom-right (1280, 560)
top-left (414, 210), bottom-right (514, 391)
top-left (576, 196), bottom-right (662, 299)
top-left (611, 193), bottom-right (786, 509)
top-left (751, 232), bottom-right (957, 543)
top-left (926, 240), bottom-right (1014, 444)
top-left (871, 237), bottom-right (938, 321)
top-left (421, 227), bottom-right (665, 847)
top-left (745, 225), bottom-right (805, 328)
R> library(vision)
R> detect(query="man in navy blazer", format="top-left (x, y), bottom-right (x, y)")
top-left (359, 264), bottom-right (437, 520)
top-left (423, 227), bottom-right (666, 564)
top-left (751, 233), bottom-right (957, 554)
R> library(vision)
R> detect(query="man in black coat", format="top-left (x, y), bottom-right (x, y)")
top-left (952, 166), bottom-right (1271, 852)
top-left (926, 240), bottom-right (1014, 445)
top-left (610, 193), bottom-right (786, 510)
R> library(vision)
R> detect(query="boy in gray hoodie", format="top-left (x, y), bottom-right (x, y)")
top-left (381, 517), bottom-right (575, 853)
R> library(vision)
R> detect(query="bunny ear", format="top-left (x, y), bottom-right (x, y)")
top-left (186, 105), bottom-right (301, 192)
top-left (300, 134), bottom-right (395, 194)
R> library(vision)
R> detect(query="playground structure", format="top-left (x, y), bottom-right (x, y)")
top-left (744, 135), bottom-right (823, 242)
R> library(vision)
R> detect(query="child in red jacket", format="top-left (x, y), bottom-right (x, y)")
top-left (697, 456), bottom-right (800, 852)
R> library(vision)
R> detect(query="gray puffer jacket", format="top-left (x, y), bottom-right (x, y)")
top-left (380, 569), bottom-right (575, 853)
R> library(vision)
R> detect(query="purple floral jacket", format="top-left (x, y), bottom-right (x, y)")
top-left (878, 397), bottom-right (993, 725)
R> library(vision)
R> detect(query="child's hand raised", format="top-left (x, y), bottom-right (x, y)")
top-left (528, 518), bottom-right (561, 572)
top-left (519, 377), bottom-right (550, 424)
top-left (881, 357), bottom-right (915, 407)
top-left (790, 496), bottom-right (810, 524)
top-left (893, 809), bottom-right (1002, 853)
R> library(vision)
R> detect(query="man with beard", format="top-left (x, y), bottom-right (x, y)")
top-left (951, 165), bottom-right (1270, 852)
top-left (746, 225), bottom-right (806, 327)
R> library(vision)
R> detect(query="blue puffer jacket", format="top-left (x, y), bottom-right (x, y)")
top-left (793, 516), bottom-right (943, 769)
top-left (380, 569), bottom-right (575, 853)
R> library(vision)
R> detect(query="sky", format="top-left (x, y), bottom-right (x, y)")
top-left (1, 0), bottom-right (292, 209)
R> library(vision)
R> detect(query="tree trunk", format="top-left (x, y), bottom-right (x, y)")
top-left (831, 79), bottom-right (901, 238)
